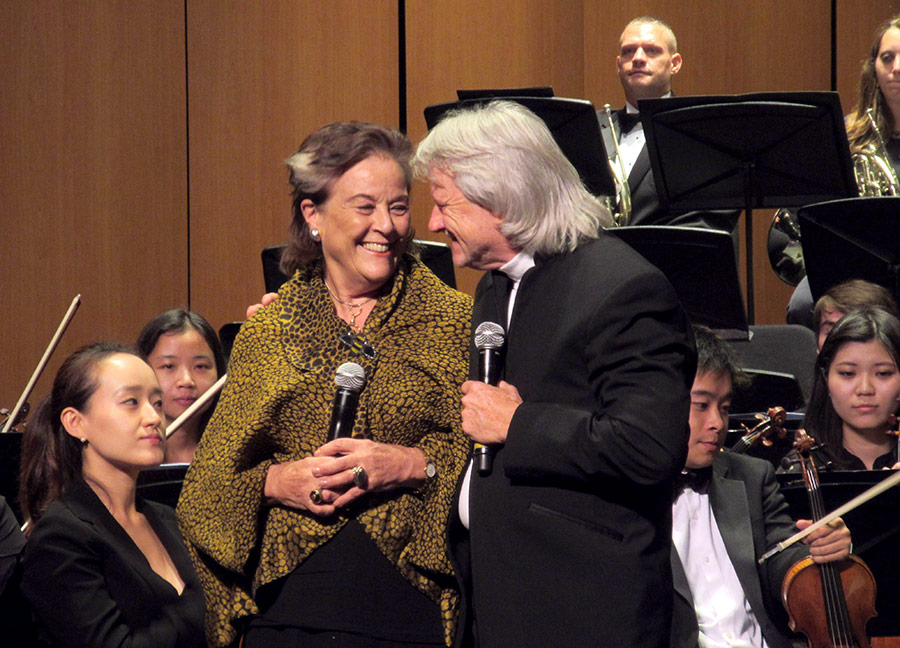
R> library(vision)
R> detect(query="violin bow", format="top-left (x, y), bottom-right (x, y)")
top-left (164, 373), bottom-right (227, 438)
top-left (2, 294), bottom-right (81, 434)
top-left (759, 468), bottom-right (900, 563)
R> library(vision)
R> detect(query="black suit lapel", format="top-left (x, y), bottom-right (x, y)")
top-left (670, 545), bottom-right (693, 605)
top-left (628, 143), bottom-right (652, 190)
top-left (709, 465), bottom-right (768, 614)
top-left (63, 478), bottom-right (181, 597)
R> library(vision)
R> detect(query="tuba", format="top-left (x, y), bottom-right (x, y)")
top-left (853, 108), bottom-right (900, 196)
top-left (602, 104), bottom-right (632, 227)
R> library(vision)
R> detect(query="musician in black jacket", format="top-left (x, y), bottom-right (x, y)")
top-left (599, 17), bottom-right (740, 231)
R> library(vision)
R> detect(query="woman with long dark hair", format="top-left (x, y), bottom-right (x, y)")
top-left (803, 306), bottom-right (900, 470)
top-left (137, 309), bottom-right (226, 463)
top-left (845, 15), bottom-right (900, 184)
top-left (19, 342), bottom-right (205, 647)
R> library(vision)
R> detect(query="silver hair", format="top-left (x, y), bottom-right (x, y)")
top-left (621, 16), bottom-right (678, 53)
top-left (413, 100), bottom-right (610, 256)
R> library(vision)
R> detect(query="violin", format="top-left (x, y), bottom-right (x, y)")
top-left (0, 402), bottom-right (30, 433)
top-left (728, 406), bottom-right (788, 455)
top-left (781, 429), bottom-right (877, 648)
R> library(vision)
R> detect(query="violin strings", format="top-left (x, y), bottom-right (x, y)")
top-left (805, 456), bottom-right (854, 646)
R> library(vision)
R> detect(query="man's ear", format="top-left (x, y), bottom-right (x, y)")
top-left (670, 53), bottom-right (683, 76)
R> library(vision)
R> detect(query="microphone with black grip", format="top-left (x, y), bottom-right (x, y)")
top-left (473, 321), bottom-right (505, 475)
top-left (328, 362), bottom-right (366, 441)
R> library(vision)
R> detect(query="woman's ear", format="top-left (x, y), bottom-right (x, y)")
top-left (300, 199), bottom-right (319, 232)
top-left (60, 407), bottom-right (86, 442)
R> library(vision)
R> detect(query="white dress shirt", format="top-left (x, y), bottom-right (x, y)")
top-left (672, 485), bottom-right (769, 648)
top-left (459, 251), bottom-right (535, 530)
top-left (615, 93), bottom-right (673, 180)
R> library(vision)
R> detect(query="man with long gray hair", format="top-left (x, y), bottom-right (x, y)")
top-left (414, 100), bottom-right (696, 647)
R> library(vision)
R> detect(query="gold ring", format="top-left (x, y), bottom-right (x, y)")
top-left (352, 466), bottom-right (368, 489)
top-left (309, 489), bottom-right (323, 505)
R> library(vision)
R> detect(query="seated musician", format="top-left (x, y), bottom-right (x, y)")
top-left (19, 343), bottom-right (205, 648)
top-left (812, 279), bottom-right (898, 351)
top-left (799, 306), bottom-right (900, 471)
top-left (787, 15), bottom-right (900, 327)
top-left (846, 14), bottom-right (900, 183)
top-left (137, 309), bottom-right (227, 463)
top-left (672, 325), bottom-right (851, 648)
top-left (599, 16), bottom-right (739, 231)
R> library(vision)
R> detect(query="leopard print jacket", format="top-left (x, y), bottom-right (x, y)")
top-left (176, 256), bottom-right (472, 647)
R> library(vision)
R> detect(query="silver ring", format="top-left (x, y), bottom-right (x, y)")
top-left (352, 466), bottom-right (368, 490)
top-left (309, 489), bottom-right (323, 505)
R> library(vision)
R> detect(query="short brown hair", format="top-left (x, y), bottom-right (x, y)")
top-left (812, 279), bottom-right (898, 337)
top-left (281, 122), bottom-right (415, 275)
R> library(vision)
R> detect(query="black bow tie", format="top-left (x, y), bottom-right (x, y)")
top-left (673, 467), bottom-right (712, 495)
top-left (618, 111), bottom-right (641, 134)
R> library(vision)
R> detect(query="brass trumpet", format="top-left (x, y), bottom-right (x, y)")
top-left (603, 104), bottom-right (632, 227)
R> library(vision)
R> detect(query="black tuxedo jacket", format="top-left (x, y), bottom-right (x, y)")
top-left (453, 235), bottom-right (695, 648)
top-left (21, 478), bottom-right (206, 648)
top-left (670, 452), bottom-right (807, 648)
top-left (598, 108), bottom-right (741, 231)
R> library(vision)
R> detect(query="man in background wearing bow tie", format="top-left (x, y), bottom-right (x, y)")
top-left (600, 17), bottom-right (740, 231)
top-left (672, 325), bottom-right (852, 648)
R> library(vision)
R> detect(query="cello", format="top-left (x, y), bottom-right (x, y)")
top-left (781, 429), bottom-right (877, 648)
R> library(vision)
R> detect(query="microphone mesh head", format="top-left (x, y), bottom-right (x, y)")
top-left (335, 362), bottom-right (366, 391)
top-left (474, 321), bottom-right (505, 350)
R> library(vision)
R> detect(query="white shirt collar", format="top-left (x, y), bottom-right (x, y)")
top-left (499, 251), bottom-right (535, 283)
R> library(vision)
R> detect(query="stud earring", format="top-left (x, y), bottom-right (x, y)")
top-left (310, 228), bottom-right (320, 241)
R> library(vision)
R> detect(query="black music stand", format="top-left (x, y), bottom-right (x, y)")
top-left (777, 471), bottom-right (900, 636)
top-left (424, 95), bottom-right (617, 200)
top-left (137, 464), bottom-right (188, 509)
top-left (798, 196), bottom-right (900, 303)
top-left (640, 92), bottom-right (857, 323)
top-left (609, 226), bottom-right (748, 338)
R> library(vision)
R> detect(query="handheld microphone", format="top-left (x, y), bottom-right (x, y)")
top-left (473, 321), bottom-right (505, 475)
top-left (328, 362), bottom-right (366, 441)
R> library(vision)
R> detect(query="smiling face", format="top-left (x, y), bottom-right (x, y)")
top-left (827, 339), bottom-right (900, 438)
top-left (616, 21), bottom-right (682, 106)
top-left (876, 27), bottom-right (900, 109)
top-left (147, 329), bottom-right (218, 424)
top-left (302, 154), bottom-right (410, 297)
top-left (685, 369), bottom-right (732, 470)
top-left (427, 168), bottom-right (518, 270)
top-left (62, 353), bottom-right (166, 475)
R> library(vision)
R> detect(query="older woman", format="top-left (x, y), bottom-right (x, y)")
top-left (846, 14), bottom-right (900, 186)
top-left (177, 122), bottom-right (471, 648)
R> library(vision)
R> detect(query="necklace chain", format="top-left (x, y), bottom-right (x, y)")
top-left (324, 280), bottom-right (374, 332)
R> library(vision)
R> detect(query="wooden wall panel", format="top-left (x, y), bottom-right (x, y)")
top-left (0, 2), bottom-right (187, 410)
top-left (405, 0), bottom-right (586, 296)
top-left (584, 0), bottom-right (831, 325)
top-left (187, 1), bottom-right (400, 331)
top-left (4, 1), bottom-right (895, 412)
